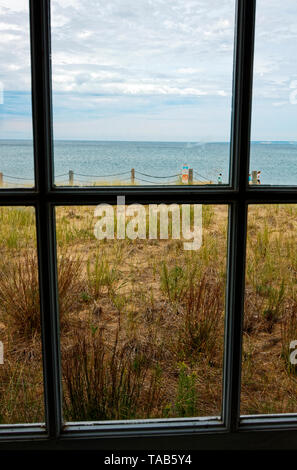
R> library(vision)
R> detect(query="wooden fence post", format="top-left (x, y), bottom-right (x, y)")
top-left (189, 169), bottom-right (193, 184)
top-left (0, 172), bottom-right (3, 187)
top-left (252, 170), bottom-right (257, 185)
top-left (69, 170), bottom-right (74, 185)
top-left (131, 168), bottom-right (135, 184)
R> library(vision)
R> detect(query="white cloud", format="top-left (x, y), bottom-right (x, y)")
top-left (49, 0), bottom-right (235, 98)
top-left (7, 0), bottom-right (297, 140)
top-left (1, 0), bottom-right (236, 99)
top-left (177, 67), bottom-right (202, 74)
top-left (272, 101), bottom-right (287, 107)
top-left (0, 0), bottom-right (28, 13)
top-left (0, 22), bottom-right (22, 31)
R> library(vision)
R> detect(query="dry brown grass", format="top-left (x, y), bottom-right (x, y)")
top-left (62, 316), bottom-right (165, 421)
top-left (0, 250), bottom-right (40, 339)
top-left (0, 248), bottom-right (82, 339)
top-left (1, 204), bottom-right (297, 423)
top-left (178, 270), bottom-right (224, 360)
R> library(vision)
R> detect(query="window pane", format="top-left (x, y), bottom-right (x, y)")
top-left (0, 1), bottom-right (34, 188)
top-left (241, 204), bottom-right (297, 415)
top-left (51, 0), bottom-right (235, 187)
top-left (56, 203), bottom-right (228, 421)
top-left (250, 0), bottom-right (297, 186)
top-left (0, 207), bottom-right (44, 424)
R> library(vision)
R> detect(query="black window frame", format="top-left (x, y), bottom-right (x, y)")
top-left (0, 0), bottom-right (297, 450)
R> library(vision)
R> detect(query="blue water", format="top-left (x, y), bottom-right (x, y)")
top-left (0, 139), bottom-right (296, 186)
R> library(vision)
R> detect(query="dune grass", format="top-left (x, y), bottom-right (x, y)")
top-left (0, 204), bottom-right (297, 423)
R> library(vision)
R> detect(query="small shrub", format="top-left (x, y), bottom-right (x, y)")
top-left (57, 250), bottom-right (83, 326)
top-left (165, 363), bottom-right (198, 418)
top-left (0, 249), bottom-right (82, 338)
top-left (178, 271), bottom-right (224, 359)
top-left (244, 281), bottom-right (285, 334)
top-left (86, 252), bottom-right (119, 299)
top-left (160, 261), bottom-right (198, 304)
top-left (0, 251), bottom-right (40, 338)
top-left (261, 281), bottom-right (285, 332)
top-left (160, 263), bottom-right (187, 303)
top-left (62, 322), bottom-right (164, 421)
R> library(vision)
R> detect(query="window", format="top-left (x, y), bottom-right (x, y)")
top-left (0, 207), bottom-right (44, 424)
top-left (51, 0), bottom-right (235, 187)
top-left (250, 0), bottom-right (297, 185)
top-left (0, 0), bottom-right (297, 450)
top-left (0, 0), bottom-right (34, 188)
top-left (56, 204), bottom-right (228, 422)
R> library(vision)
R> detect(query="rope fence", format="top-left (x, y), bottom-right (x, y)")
top-left (135, 171), bottom-right (181, 179)
top-left (0, 167), bottom-right (222, 187)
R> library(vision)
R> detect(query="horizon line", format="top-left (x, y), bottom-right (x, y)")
top-left (0, 138), bottom-right (296, 144)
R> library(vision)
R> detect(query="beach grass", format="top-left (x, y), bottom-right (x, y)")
top-left (0, 203), bottom-right (296, 423)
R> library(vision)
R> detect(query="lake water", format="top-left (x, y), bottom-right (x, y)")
top-left (0, 139), bottom-right (296, 186)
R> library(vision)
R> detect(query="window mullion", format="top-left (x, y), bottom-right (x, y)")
top-left (223, 0), bottom-right (256, 431)
top-left (30, 0), bottom-right (62, 438)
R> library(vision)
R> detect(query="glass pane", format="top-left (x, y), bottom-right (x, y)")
top-left (56, 203), bottom-right (228, 421)
top-left (0, 1), bottom-right (34, 188)
top-left (250, 0), bottom-right (297, 186)
top-left (51, 0), bottom-right (235, 187)
top-left (0, 207), bottom-right (44, 424)
top-left (241, 204), bottom-right (297, 415)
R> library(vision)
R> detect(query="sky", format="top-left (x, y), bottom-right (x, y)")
top-left (0, 0), bottom-right (297, 141)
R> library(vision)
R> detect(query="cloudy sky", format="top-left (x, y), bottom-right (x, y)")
top-left (0, 0), bottom-right (297, 141)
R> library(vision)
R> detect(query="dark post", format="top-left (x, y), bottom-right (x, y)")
top-left (252, 170), bottom-right (257, 184)
top-left (0, 172), bottom-right (3, 187)
top-left (69, 170), bottom-right (74, 185)
top-left (131, 168), bottom-right (135, 184)
top-left (189, 168), bottom-right (193, 184)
